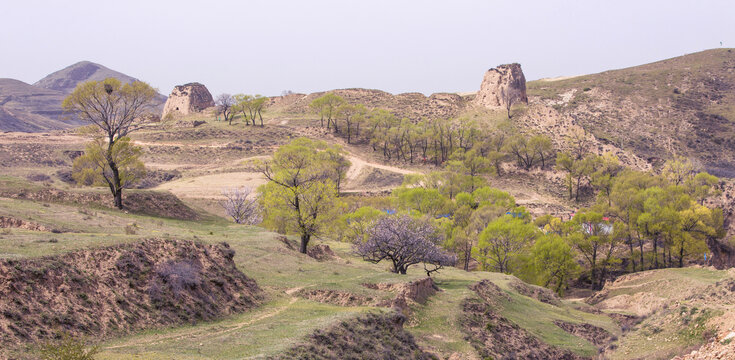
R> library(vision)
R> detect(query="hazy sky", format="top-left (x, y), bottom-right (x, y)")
top-left (2, 0), bottom-right (734, 96)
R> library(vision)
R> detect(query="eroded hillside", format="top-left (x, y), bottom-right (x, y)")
top-left (528, 49), bottom-right (735, 177)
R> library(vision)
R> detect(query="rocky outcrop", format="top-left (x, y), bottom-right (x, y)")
top-left (161, 83), bottom-right (215, 119)
top-left (474, 63), bottom-right (528, 109)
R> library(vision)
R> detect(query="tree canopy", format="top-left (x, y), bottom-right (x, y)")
top-left (63, 78), bottom-right (156, 209)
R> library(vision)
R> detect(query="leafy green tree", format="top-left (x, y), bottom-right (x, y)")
top-left (662, 156), bottom-right (694, 186)
top-left (450, 147), bottom-right (493, 192)
top-left (236, 94), bottom-right (267, 126)
top-left (309, 93), bottom-right (345, 129)
top-left (527, 234), bottom-right (579, 295)
top-left (336, 206), bottom-right (384, 242)
top-left (477, 121), bottom-right (512, 176)
top-left (62, 78), bottom-right (156, 209)
top-left (506, 134), bottom-right (538, 170)
top-left (393, 187), bottom-right (452, 217)
top-left (687, 172), bottom-right (720, 205)
top-left (251, 95), bottom-right (267, 126)
top-left (474, 216), bottom-right (537, 273)
top-left (676, 204), bottom-right (718, 267)
top-left (234, 94), bottom-right (253, 125)
top-left (321, 145), bottom-right (351, 194)
top-left (72, 136), bottom-right (145, 209)
top-left (608, 170), bottom-right (661, 271)
top-left (336, 103), bottom-right (367, 143)
top-left (258, 138), bottom-right (345, 253)
top-left (592, 153), bottom-right (623, 205)
top-left (637, 186), bottom-right (684, 269)
top-left (530, 134), bottom-right (554, 169)
top-left (472, 186), bottom-right (516, 210)
top-left (569, 210), bottom-right (618, 289)
top-left (556, 152), bottom-right (597, 202)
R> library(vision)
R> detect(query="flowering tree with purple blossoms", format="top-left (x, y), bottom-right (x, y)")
top-left (354, 215), bottom-right (457, 275)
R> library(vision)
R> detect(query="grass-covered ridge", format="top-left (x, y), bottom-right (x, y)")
top-left (0, 187), bottom-right (629, 359)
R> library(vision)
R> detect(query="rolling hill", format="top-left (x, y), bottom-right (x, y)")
top-left (0, 61), bottom-right (167, 132)
top-left (527, 48), bottom-right (735, 177)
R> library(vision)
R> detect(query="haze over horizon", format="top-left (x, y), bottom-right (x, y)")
top-left (3, 0), bottom-right (734, 97)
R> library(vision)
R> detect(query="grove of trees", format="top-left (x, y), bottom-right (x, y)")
top-left (250, 94), bottom-right (726, 294)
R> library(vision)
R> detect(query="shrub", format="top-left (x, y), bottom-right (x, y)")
top-left (124, 223), bottom-right (137, 235)
top-left (40, 332), bottom-right (98, 360)
top-left (155, 260), bottom-right (202, 295)
top-left (27, 173), bottom-right (52, 182)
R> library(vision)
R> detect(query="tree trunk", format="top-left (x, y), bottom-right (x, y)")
top-left (679, 245), bottom-right (685, 268)
top-left (114, 188), bottom-right (123, 209)
top-left (628, 235), bottom-right (636, 272)
top-left (107, 138), bottom-right (124, 210)
top-left (299, 233), bottom-right (309, 254)
top-left (463, 248), bottom-right (470, 271)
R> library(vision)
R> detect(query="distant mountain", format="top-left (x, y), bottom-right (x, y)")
top-left (0, 61), bottom-right (166, 132)
top-left (34, 61), bottom-right (139, 94)
top-left (0, 78), bottom-right (78, 132)
top-left (33, 61), bottom-right (167, 106)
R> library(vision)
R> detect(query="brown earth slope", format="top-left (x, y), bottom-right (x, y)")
top-left (0, 78), bottom-right (75, 132)
top-left (0, 238), bottom-right (261, 348)
top-left (273, 311), bottom-right (432, 360)
top-left (268, 88), bottom-right (470, 121)
top-left (527, 48), bottom-right (735, 177)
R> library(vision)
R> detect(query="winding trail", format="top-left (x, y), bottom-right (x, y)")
top-left (104, 288), bottom-right (307, 350)
top-left (344, 154), bottom-right (418, 183)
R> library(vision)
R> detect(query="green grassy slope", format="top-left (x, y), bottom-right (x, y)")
top-left (0, 178), bottom-right (622, 359)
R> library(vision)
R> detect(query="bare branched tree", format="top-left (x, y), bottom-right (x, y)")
top-left (221, 187), bottom-right (261, 225)
top-left (216, 94), bottom-right (236, 124)
top-left (501, 86), bottom-right (522, 119)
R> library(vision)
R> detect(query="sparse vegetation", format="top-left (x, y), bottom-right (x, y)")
top-left (39, 333), bottom-right (99, 360)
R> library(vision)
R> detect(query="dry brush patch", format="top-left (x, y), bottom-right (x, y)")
top-left (0, 238), bottom-right (261, 348)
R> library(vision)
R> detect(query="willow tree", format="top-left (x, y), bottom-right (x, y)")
top-left (258, 138), bottom-right (348, 253)
top-left (63, 78), bottom-right (157, 209)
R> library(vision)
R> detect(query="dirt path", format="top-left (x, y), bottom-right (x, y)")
top-left (344, 154), bottom-right (418, 183)
top-left (0, 132), bottom-right (87, 144)
top-left (104, 288), bottom-right (305, 350)
top-left (133, 140), bottom-right (230, 148)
